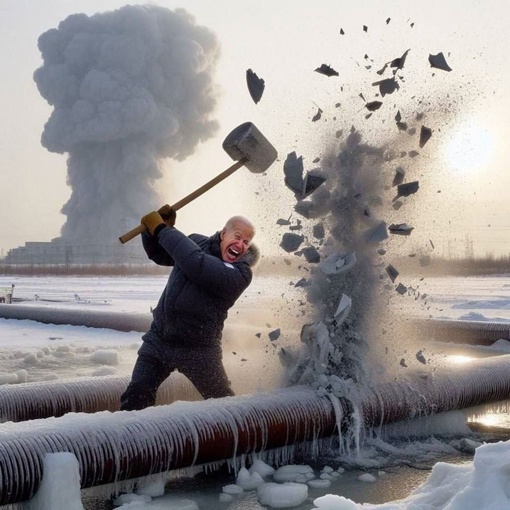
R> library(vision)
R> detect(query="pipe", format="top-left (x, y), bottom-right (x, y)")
top-left (1, 355), bottom-right (510, 505)
top-left (414, 319), bottom-right (510, 345)
top-left (0, 304), bottom-right (151, 332)
top-left (1, 306), bottom-right (508, 344)
top-left (0, 372), bottom-right (201, 423)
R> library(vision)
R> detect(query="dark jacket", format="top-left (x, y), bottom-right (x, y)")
top-left (142, 226), bottom-right (259, 347)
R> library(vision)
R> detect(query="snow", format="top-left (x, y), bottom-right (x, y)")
top-left (1, 275), bottom-right (510, 509)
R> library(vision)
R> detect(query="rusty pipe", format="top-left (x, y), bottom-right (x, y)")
top-left (0, 372), bottom-right (201, 423)
top-left (2, 355), bottom-right (510, 505)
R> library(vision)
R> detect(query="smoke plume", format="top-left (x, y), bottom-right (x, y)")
top-left (34, 5), bottom-right (220, 241)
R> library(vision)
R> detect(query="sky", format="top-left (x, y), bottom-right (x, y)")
top-left (1, 0), bottom-right (510, 257)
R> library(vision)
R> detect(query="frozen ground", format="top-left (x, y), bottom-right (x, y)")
top-left (1, 274), bottom-right (510, 509)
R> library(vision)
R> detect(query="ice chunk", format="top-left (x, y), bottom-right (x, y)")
top-left (308, 479), bottom-right (331, 489)
top-left (236, 467), bottom-right (265, 489)
top-left (273, 465), bottom-right (314, 482)
top-left (28, 452), bottom-right (83, 510)
top-left (258, 482), bottom-right (308, 508)
top-left (358, 473), bottom-right (377, 482)
top-left (223, 483), bottom-right (244, 494)
top-left (90, 349), bottom-right (119, 365)
top-left (249, 459), bottom-right (275, 477)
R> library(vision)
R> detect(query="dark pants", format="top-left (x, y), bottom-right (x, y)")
top-left (120, 327), bottom-right (234, 411)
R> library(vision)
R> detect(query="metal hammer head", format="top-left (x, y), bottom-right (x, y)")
top-left (222, 122), bottom-right (278, 173)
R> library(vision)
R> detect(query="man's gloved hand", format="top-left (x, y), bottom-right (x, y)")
top-left (157, 204), bottom-right (177, 227)
top-left (141, 211), bottom-right (166, 236)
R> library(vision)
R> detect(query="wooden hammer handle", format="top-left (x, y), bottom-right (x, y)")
top-left (119, 158), bottom-right (246, 244)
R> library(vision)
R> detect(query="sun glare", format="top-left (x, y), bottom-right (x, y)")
top-left (444, 122), bottom-right (493, 174)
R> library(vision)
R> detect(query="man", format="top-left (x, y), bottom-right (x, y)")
top-left (120, 206), bottom-right (259, 411)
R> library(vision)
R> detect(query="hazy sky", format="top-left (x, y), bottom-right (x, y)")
top-left (1, 0), bottom-right (509, 256)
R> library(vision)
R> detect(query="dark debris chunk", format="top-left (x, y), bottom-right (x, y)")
top-left (429, 52), bottom-right (452, 71)
top-left (397, 181), bottom-right (419, 196)
top-left (419, 126), bottom-right (432, 148)
top-left (246, 69), bottom-right (265, 104)
top-left (315, 64), bottom-right (339, 77)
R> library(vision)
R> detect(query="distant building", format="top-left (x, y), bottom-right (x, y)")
top-left (2, 237), bottom-right (149, 266)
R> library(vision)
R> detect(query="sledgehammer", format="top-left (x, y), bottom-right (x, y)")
top-left (119, 122), bottom-right (278, 244)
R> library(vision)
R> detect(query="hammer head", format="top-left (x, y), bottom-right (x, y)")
top-left (222, 122), bottom-right (278, 173)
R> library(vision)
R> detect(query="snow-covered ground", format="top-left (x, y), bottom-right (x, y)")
top-left (1, 274), bottom-right (510, 509)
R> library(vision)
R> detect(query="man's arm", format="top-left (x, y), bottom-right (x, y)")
top-left (157, 228), bottom-right (252, 298)
top-left (141, 231), bottom-right (175, 266)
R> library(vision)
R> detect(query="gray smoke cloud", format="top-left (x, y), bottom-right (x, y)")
top-left (34, 5), bottom-right (220, 241)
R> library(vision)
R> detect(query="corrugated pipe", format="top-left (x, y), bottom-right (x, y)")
top-left (0, 372), bottom-right (201, 423)
top-left (413, 318), bottom-right (510, 345)
top-left (1, 355), bottom-right (510, 506)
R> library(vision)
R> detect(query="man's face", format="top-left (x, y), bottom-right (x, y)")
top-left (220, 221), bottom-right (255, 263)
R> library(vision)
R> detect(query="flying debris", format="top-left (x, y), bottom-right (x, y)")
top-left (318, 252), bottom-right (357, 276)
top-left (376, 63), bottom-right (388, 75)
top-left (269, 329), bottom-right (281, 341)
top-left (366, 101), bottom-right (383, 112)
top-left (419, 126), bottom-right (433, 148)
top-left (389, 223), bottom-right (414, 235)
top-left (302, 246), bottom-right (321, 264)
top-left (363, 25), bottom-right (368, 32)
top-left (276, 216), bottom-right (292, 226)
top-left (429, 52), bottom-right (452, 71)
top-left (289, 219), bottom-right (303, 231)
top-left (315, 64), bottom-right (339, 77)
top-left (340, 28), bottom-right (345, 35)
top-left (283, 152), bottom-right (304, 195)
top-left (395, 110), bottom-right (408, 130)
top-left (312, 107), bottom-right (323, 122)
top-left (395, 283), bottom-right (408, 295)
top-left (397, 181), bottom-right (419, 197)
top-left (392, 167), bottom-right (406, 186)
top-left (385, 264), bottom-right (399, 283)
top-left (416, 350), bottom-right (427, 364)
top-left (365, 221), bottom-right (388, 243)
top-left (391, 49), bottom-right (410, 70)
top-left (280, 233), bottom-right (304, 253)
top-left (283, 152), bottom-right (326, 200)
top-left (246, 69), bottom-right (265, 104)
top-left (295, 278), bottom-right (311, 288)
top-left (386, 18), bottom-right (391, 24)
top-left (400, 358), bottom-right (408, 367)
top-left (313, 222), bottom-right (325, 239)
top-left (372, 77), bottom-right (400, 97)
top-left (302, 172), bottom-right (327, 198)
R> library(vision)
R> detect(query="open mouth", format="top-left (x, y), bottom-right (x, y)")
top-left (227, 247), bottom-right (240, 260)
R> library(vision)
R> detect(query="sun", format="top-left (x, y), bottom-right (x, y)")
top-left (444, 121), bottom-right (493, 174)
